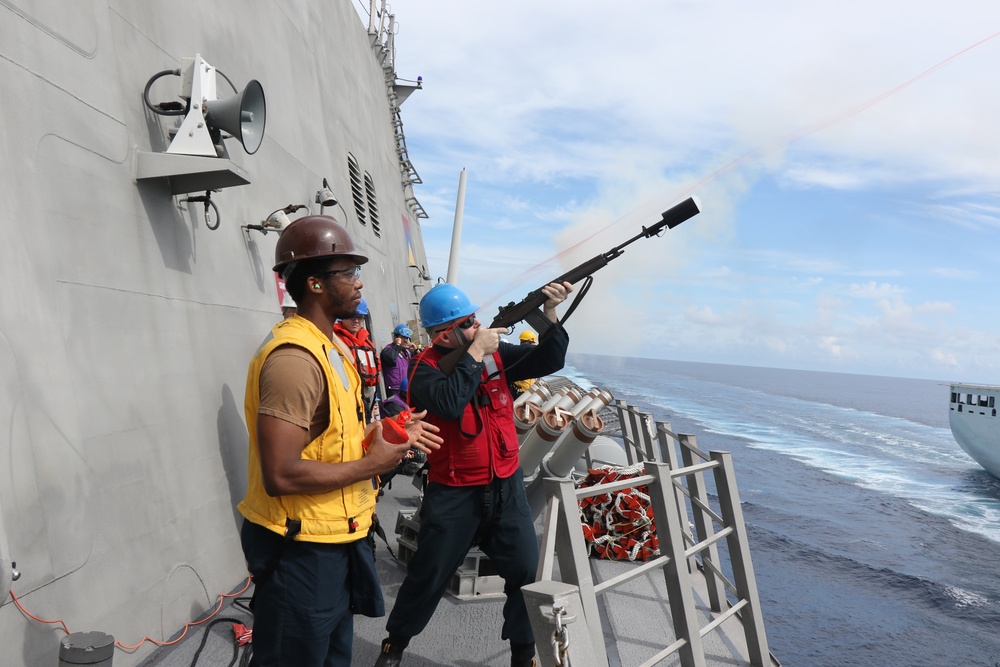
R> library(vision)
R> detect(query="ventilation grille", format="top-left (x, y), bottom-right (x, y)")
top-left (348, 153), bottom-right (366, 226)
top-left (365, 172), bottom-right (380, 237)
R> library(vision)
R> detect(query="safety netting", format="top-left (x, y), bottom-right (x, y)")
top-left (577, 464), bottom-right (661, 561)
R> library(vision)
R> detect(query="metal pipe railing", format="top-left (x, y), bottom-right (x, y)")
top-left (525, 394), bottom-right (774, 667)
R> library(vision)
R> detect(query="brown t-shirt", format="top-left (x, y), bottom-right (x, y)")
top-left (258, 345), bottom-right (329, 442)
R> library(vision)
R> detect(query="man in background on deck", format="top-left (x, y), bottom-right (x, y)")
top-left (280, 291), bottom-right (297, 319)
top-left (373, 281), bottom-right (572, 667)
top-left (509, 329), bottom-right (538, 398)
top-left (381, 324), bottom-right (414, 399)
top-left (334, 297), bottom-right (381, 421)
top-left (238, 215), bottom-right (441, 667)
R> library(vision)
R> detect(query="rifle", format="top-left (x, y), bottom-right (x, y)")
top-left (436, 196), bottom-right (701, 375)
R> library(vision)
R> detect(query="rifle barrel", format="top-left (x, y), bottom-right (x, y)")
top-left (489, 197), bottom-right (700, 330)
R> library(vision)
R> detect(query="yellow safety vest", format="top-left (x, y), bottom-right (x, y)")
top-left (238, 315), bottom-right (376, 542)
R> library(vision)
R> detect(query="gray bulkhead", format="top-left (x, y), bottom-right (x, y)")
top-left (0, 1), bottom-right (429, 664)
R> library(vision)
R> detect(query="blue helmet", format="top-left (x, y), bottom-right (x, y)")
top-left (356, 297), bottom-right (369, 316)
top-left (419, 283), bottom-right (479, 329)
top-left (392, 324), bottom-right (412, 338)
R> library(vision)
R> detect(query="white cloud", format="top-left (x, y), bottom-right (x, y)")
top-left (382, 0), bottom-right (1000, 378)
top-left (931, 349), bottom-right (959, 368)
top-left (685, 305), bottom-right (726, 326)
top-left (819, 336), bottom-right (857, 360)
top-left (846, 282), bottom-right (907, 300)
top-left (932, 268), bottom-right (978, 280)
top-left (397, 0), bottom-right (1000, 192)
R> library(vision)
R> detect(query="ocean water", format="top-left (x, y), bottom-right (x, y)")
top-left (564, 353), bottom-right (1000, 667)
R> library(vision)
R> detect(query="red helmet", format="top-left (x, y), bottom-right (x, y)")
top-left (273, 215), bottom-right (368, 277)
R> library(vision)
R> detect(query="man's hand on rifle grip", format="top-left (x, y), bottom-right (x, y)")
top-left (469, 325), bottom-right (503, 362)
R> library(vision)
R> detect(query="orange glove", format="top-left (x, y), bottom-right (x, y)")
top-left (364, 409), bottom-right (412, 448)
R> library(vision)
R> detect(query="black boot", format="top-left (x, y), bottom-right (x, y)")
top-left (510, 642), bottom-right (536, 667)
top-left (373, 637), bottom-right (406, 667)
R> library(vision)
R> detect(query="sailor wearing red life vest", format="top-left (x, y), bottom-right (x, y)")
top-left (334, 297), bottom-right (381, 421)
top-left (374, 281), bottom-right (573, 667)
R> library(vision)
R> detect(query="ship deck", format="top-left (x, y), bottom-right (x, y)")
top-left (139, 467), bottom-right (775, 667)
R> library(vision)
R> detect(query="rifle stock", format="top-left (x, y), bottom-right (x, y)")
top-left (434, 196), bottom-right (700, 375)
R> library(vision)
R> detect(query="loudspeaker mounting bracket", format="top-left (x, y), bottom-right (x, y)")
top-left (167, 54), bottom-right (222, 157)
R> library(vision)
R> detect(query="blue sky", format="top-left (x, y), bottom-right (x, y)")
top-left (369, 1), bottom-right (1000, 381)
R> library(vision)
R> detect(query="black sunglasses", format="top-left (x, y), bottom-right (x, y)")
top-left (433, 315), bottom-right (476, 337)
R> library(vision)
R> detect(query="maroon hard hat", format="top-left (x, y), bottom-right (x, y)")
top-left (273, 215), bottom-right (368, 276)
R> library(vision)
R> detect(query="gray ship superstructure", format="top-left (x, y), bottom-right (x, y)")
top-left (0, 2), bottom-right (430, 664)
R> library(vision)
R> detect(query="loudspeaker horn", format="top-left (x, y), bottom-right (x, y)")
top-left (204, 79), bottom-right (266, 155)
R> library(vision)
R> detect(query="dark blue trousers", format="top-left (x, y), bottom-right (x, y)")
top-left (386, 470), bottom-right (539, 645)
top-left (241, 520), bottom-right (384, 667)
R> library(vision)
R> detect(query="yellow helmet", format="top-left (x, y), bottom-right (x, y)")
top-left (519, 330), bottom-right (538, 343)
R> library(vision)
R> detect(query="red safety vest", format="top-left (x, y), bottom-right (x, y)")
top-left (334, 323), bottom-right (380, 388)
top-left (419, 347), bottom-right (521, 486)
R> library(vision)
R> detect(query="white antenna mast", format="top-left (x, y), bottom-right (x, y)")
top-left (445, 168), bottom-right (467, 284)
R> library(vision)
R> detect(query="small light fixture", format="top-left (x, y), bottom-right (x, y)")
top-left (316, 178), bottom-right (337, 211)
top-left (244, 203), bottom-right (307, 235)
top-left (409, 264), bottom-right (432, 281)
top-left (263, 209), bottom-right (290, 232)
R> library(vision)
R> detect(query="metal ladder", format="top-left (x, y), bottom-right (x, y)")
top-left (523, 400), bottom-right (774, 667)
top-left (366, 0), bottom-right (427, 218)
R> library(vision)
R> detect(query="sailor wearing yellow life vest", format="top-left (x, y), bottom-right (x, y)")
top-left (510, 330), bottom-right (538, 398)
top-left (238, 215), bottom-right (442, 667)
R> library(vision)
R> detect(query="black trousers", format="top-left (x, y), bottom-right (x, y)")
top-left (241, 520), bottom-right (384, 667)
top-left (385, 470), bottom-right (538, 644)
